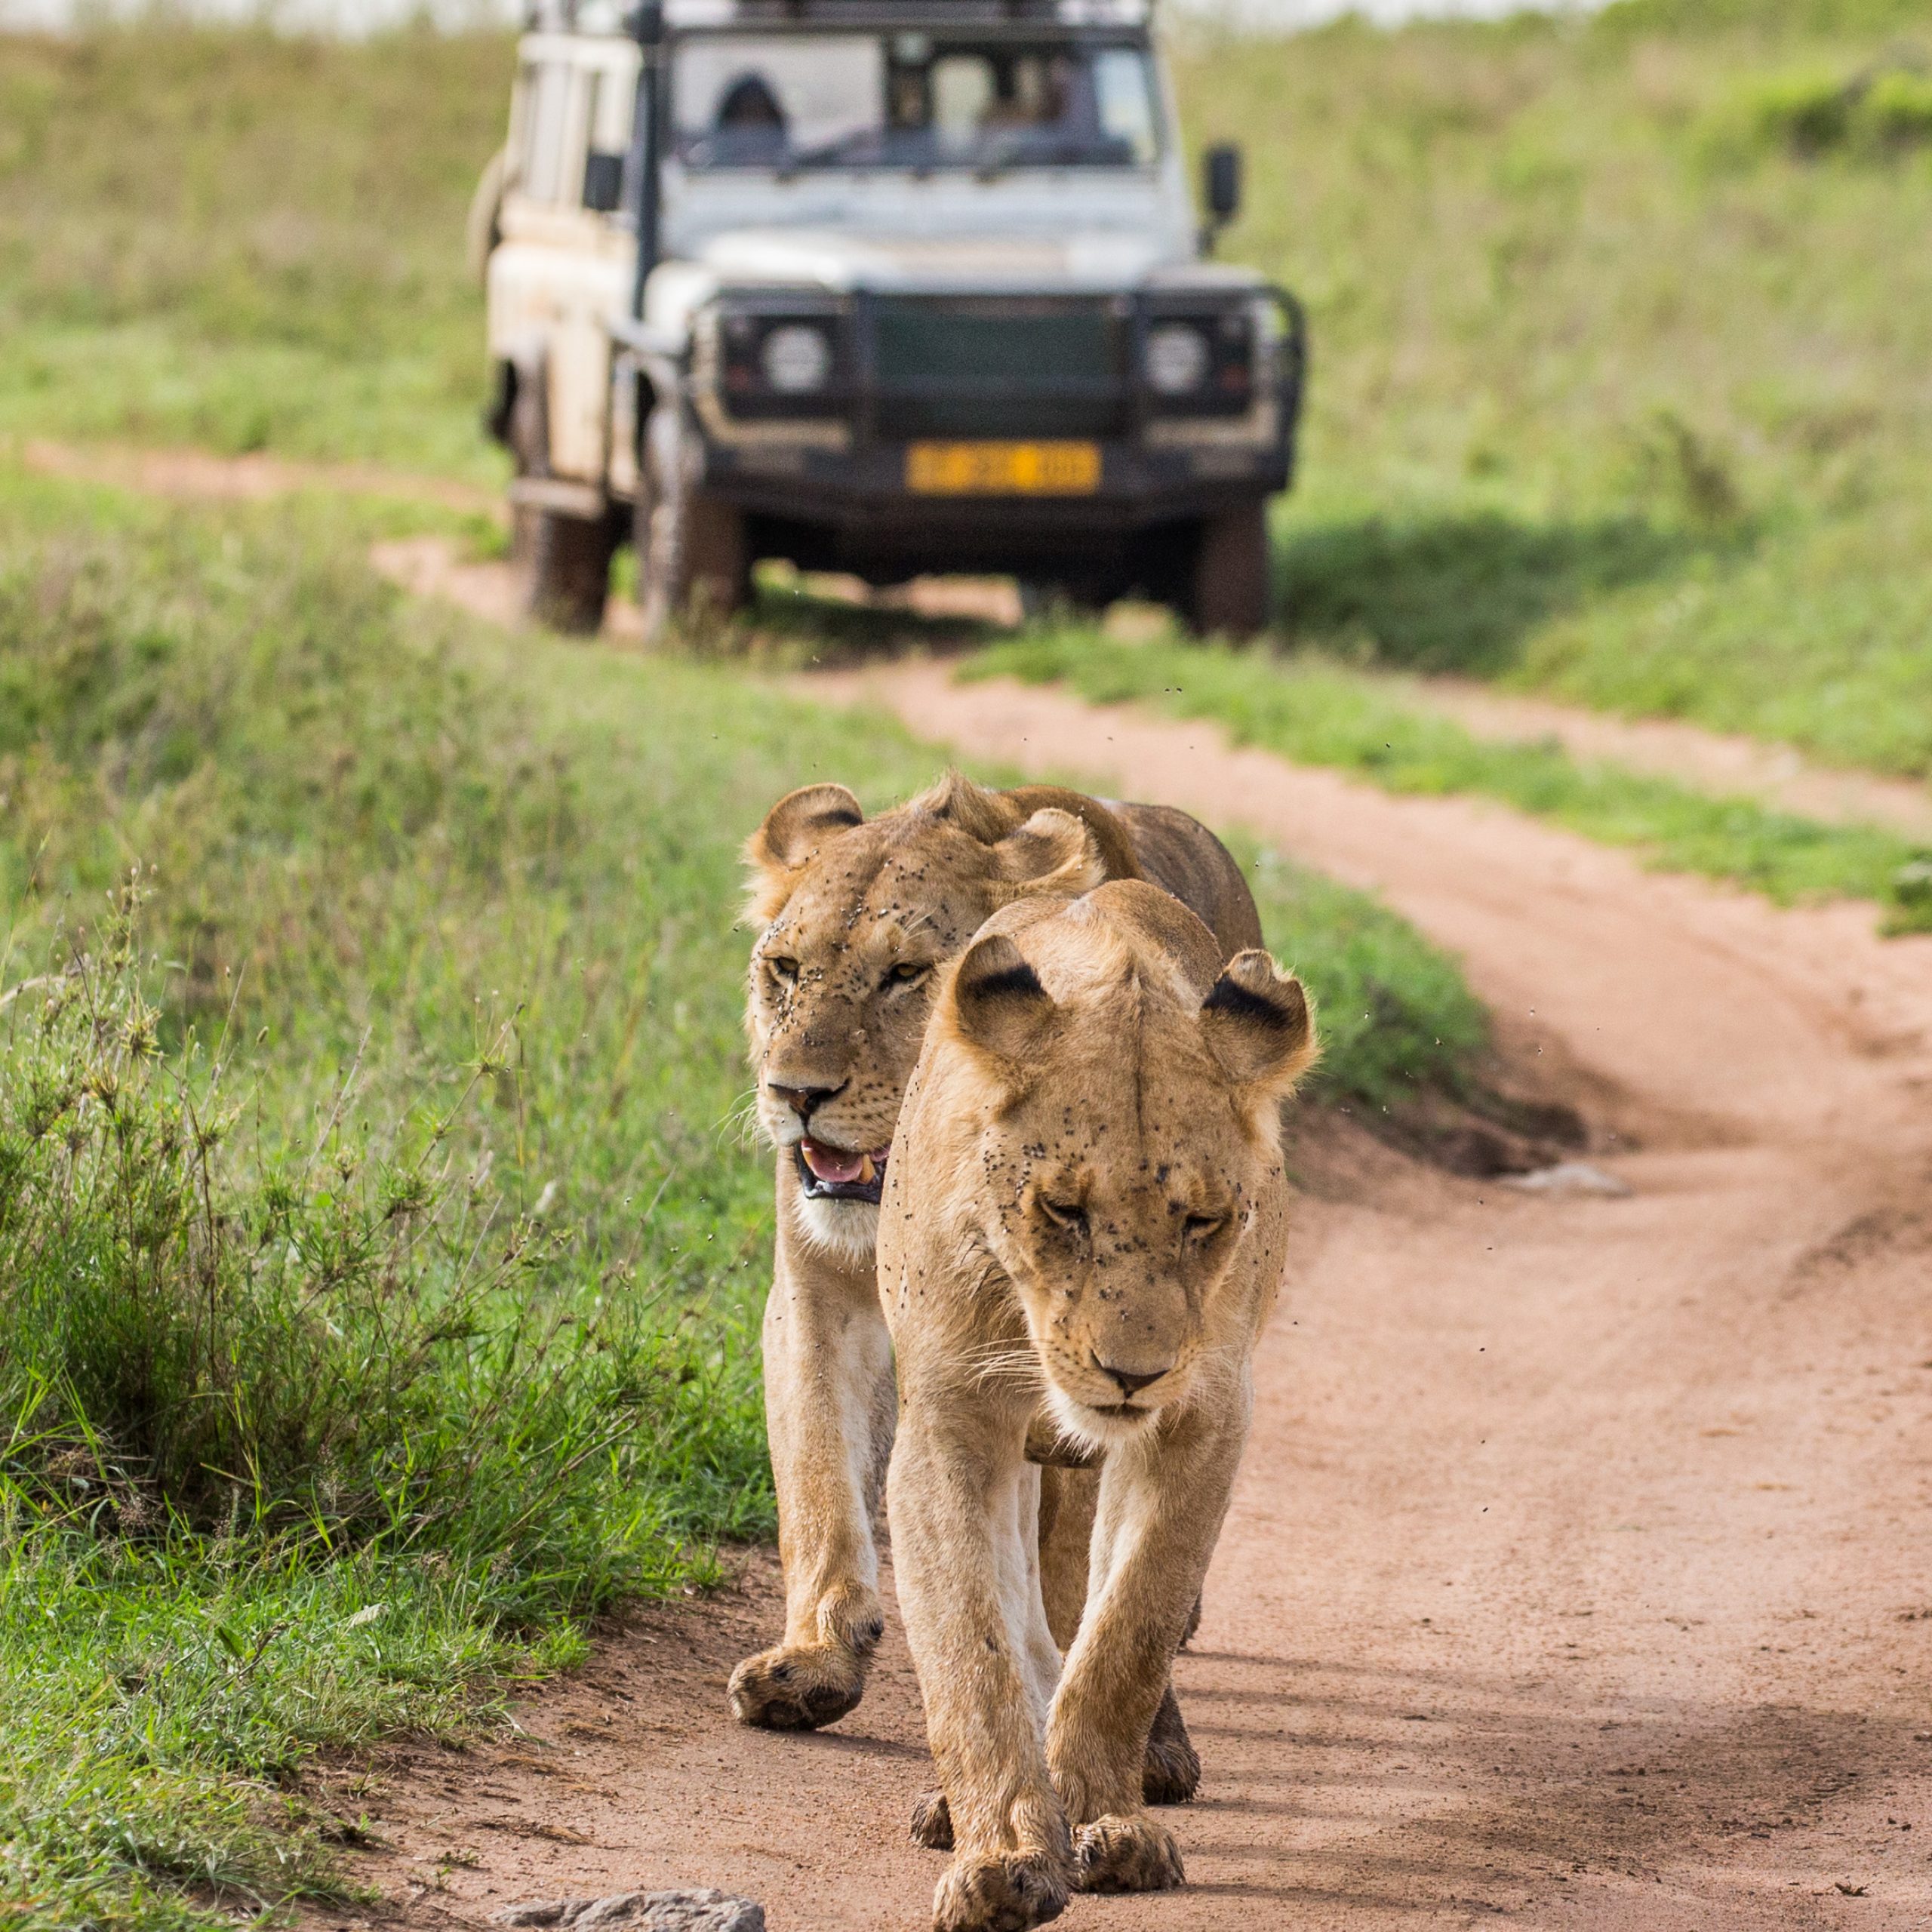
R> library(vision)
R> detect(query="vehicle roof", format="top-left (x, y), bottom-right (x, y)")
top-left (534, 0), bottom-right (1150, 35)
top-left (672, 0), bottom-right (1147, 20)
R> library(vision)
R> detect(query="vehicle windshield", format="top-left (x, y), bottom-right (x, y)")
top-left (672, 32), bottom-right (1160, 172)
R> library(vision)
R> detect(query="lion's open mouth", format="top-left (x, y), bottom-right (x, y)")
top-left (795, 1137), bottom-right (889, 1205)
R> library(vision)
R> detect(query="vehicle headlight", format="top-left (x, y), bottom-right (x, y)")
top-left (1141, 309), bottom-right (1258, 418)
top-left (716, 304), bottom-right (847, 418)
top-left (760, 323), bottom-right (833, 395)
top-left (1144, 322), bottom-right (1211, 397)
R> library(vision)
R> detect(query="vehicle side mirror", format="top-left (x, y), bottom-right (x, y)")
top-left (1204, 142), bottom-right (1243, 228)
top-left (583, 149), bottom-right (624, 214)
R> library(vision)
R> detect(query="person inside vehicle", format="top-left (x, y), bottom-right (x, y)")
top-left (712, 72), bottom-right (788, 165)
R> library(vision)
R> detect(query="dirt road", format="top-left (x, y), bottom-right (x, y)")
top-left (340, 658), bottom-right (1932, 1932)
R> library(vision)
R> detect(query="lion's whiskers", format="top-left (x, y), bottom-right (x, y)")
top-left (718, 1088), bottom-right (764, 1151)
top-left (962, 1339), bottom-right (1046, 1393)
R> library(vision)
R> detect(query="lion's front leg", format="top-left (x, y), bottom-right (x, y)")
top-left (1046, 1411), bottom-right (1245, 1896)
top-left (728, 1238), bottom-right (894, 1732)
top-left (1034, 1462), bottom-right (1096, 1652)
top-left (891, 1404), bottom-right (1072, 1932)
top-left (1037, 1462), bottom-right (1199, 1807)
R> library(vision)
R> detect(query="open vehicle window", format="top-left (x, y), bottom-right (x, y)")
top-left (672, 33), bottom-right (1161, 171)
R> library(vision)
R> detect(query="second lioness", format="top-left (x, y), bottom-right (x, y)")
top-left (737, 774), bottom-right (1261, 1768)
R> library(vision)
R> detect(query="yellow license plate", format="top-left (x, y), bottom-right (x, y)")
top-left (906, 441), bottom-right (1101, 496)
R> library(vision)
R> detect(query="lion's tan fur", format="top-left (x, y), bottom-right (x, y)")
top-left (730, 774), bottom-right (1263, 1743)
top-left (879, 883), bottom-right (1313, 1929)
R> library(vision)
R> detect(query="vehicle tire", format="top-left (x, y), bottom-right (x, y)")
top-left (520, 507), bottom-right (614, 635)
top-left (503, 365), bottom-right (546, 569)
top-left (1183, 501), bottom-right (1272, 640)
top-left (499, 355), bottom-right (614, 632)
top-left (635, 405), bottom-right (750, 641)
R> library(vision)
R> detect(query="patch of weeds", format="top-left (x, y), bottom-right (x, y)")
top-left (1887, 855), bottom-right (1932, 934)
top-left (0, 909), bottom-right (735, 1929)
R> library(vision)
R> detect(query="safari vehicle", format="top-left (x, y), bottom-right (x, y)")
top-left (477, 0), bottom-right (1306, 637)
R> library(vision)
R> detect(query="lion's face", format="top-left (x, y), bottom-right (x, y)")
top-left (745, 777), bottom-right (1106, 1266)
top-left (933, 886), bottom-right (1315, 1453)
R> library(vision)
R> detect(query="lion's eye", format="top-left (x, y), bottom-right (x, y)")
top-left (1183, 1214), bottom-right (1226, 1242)
top-left (886, 962), bottom-right (931, 988)
top-left (1039, 1197), bottom-right (1088, 1233)
top-left (766, 955), bottom-right (800, 985)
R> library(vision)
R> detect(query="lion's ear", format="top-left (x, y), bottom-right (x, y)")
top-left (992, 808), bottom-right (1107, 902)
top-left (1200, 950), bottom-right (1318, 1100)
top-left (744, 783), bottom-right (863, 920)
top-left (947, 932), bottom-right (1057, 1064)
top-left (915, 769), bottom-right (1009, 843)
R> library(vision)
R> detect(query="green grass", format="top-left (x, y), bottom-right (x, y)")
top-left (968, 627), bottom-right (1931, 930)
top-left (0, 1517), bottom-right (547, 1932)
top-left (0, 26), bottom-right (509, 479)
top-left (0, 468), bottom-right (1491, 1927)
top-left (1169, 5), bottom-right (1932, 777)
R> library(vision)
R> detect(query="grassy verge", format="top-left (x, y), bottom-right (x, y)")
top-left (966, 629), bottom-right (1931, 932)
top-left (0, 469), bottom-right (1491, 1927)
top-left (1235, 838), bottom-right (1487, 1108)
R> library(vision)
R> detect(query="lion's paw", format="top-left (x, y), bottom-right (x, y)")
top-left (1142, 1731), bottom-right (1201, 1806)
top-left (933, 1850), bottom-right (1069, 1932)
top-left (1074, 1814), bottom-right (1184, 1895)
top-left (910, 1789), bottom-right (954, 1850)
top-left (1143, 1687), bottom-right (1201, 1806)
top-left (726, 1641), bottom-right (866, 1731)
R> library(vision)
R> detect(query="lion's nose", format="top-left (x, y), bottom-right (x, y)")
top-left (768, 1078), bottom-right (846, 1123)
top-left (1092, 1355), bottom-right (1171, 1398)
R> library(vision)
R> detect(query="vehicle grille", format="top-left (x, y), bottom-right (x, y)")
top-left (870, 297), bottom-right (1129, 440)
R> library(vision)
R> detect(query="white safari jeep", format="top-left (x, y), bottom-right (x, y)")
top-left (477, 0), bottom-right (1305, 636)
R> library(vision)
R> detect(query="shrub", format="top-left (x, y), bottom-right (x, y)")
top-left (1862, 64), bottom-right (1932, 146)
top-left (1706, 57), bottom-right (1932, 162)
top-left (1746, 68), bottom-right (1861, 152)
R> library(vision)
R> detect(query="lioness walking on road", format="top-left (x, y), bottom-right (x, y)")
top-left (879, 881), bottom-right (1315, 1932)
top-left (736, 774), bottom-right (1260, 1804)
